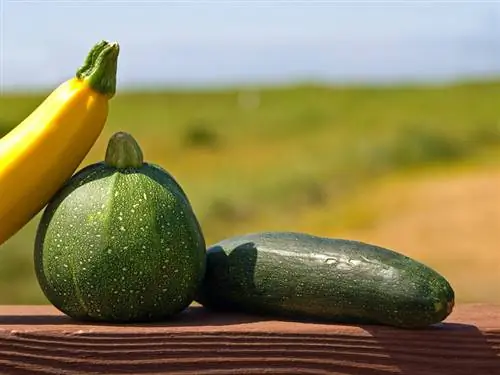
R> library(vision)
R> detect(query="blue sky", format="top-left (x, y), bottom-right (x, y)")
top-left (1, 1), bottom-right (500, 91)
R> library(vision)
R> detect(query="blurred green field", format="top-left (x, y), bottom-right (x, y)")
top-left (1, 81), bottom-right (499, 305)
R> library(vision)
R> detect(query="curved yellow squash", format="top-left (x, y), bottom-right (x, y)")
top-left (0, 40), bottom-right (120, 246)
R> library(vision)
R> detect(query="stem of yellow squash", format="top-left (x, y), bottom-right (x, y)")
top-left (76, 40), bottom-right (120, 98)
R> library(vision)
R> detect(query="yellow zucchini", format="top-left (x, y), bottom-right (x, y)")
top-left (0, 40), bottom-right (120, 246)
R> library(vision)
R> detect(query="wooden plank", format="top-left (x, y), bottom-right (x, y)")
top-left (0, 304), bottom-right (498, 375)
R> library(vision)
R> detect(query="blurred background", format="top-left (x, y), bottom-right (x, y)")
top-left (0, 1), bottom-right (499, 305)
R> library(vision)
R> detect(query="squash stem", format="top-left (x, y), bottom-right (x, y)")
top-left (75, 41), bottom-right (108, 79)
top-left (105, 132), bottom-right (144, 169)
top-left (76, 40), bottom-right (120, 98)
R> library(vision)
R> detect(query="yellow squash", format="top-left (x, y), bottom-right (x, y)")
top-left (0, 40), bottom-right (120, 246)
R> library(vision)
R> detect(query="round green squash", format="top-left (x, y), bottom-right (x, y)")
top-left (34, 131), bottom-right (206, 323)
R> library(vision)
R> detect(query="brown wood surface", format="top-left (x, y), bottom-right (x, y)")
top-left (0, 303), bottom-right (498, 375)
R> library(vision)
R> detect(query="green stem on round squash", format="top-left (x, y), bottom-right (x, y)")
top-left (105, 132), bottom-right (144, 169)
top-left (76, 40), bottom-right (120, 98)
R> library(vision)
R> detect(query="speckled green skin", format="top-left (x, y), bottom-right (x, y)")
top-left (34, 162), bottom-right (206, 323)
top-left (195, 232), bottom-right (455, 329)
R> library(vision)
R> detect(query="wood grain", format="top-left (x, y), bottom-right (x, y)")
top-left (0, 304), bottom-right (498, 375)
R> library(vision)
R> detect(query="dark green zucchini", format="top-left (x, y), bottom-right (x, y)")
top-left (195, 231), bottom-right (455, 329)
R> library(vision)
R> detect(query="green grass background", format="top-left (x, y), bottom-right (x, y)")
top-left (0, 81), bottom-right (499, 304)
